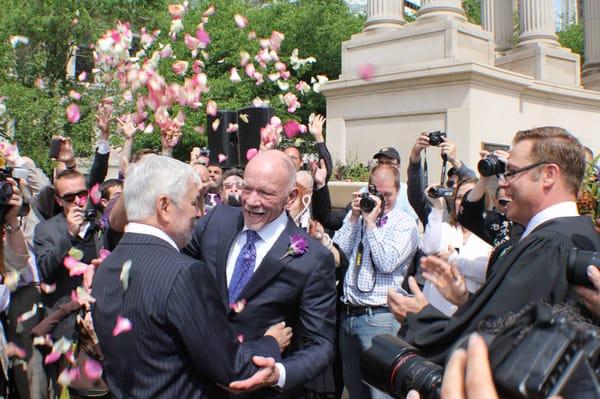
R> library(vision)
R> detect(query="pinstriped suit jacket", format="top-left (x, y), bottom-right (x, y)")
top-left (93, 232), bottom-right (280, 398)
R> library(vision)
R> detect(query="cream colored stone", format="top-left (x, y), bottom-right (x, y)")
top-left (365, 0), bottom-right (405, 31)
top-left (518, 0), bottom-right (559, 47)
top-left (583, 0), bottom-right (600, 89)
top-left (481, 0), bottom-right (514, 53)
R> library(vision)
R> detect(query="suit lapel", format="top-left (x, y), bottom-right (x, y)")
top-left (217, 213), bottom-right (245, 307)
top-left (235, 218), bottom-right (297, 304)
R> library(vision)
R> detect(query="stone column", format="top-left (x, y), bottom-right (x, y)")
top-left (364, 0), bottom-right (405, 31)
top-left (517, 0), bottom-right (559, 46)
top-left (481, 0), bottom-right (514, 52)
top-left (416, 0), bottom-right (466, 21)
top-left (583, 0), bottom-right (600, 81)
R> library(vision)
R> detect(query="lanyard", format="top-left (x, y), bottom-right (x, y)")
top-left (354, 220), bottom-right (376, 293)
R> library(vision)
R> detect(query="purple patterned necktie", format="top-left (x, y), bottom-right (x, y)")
top-left (229, 230), bottom-right (260, 304)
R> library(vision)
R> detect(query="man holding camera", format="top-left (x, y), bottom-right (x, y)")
top-left (334, 164), bottom-right (419, 399)
top-left (399, 126), bottom-right (600, 365)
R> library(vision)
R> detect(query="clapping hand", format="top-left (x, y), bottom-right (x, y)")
top-left (308, 114), bottom-right (326, 143)
top-left (421, 255), bottom-right (469, 306)
top-left (387, 277), bottom-right (428, 322)
top-left (311, 159), bottom-right (327, 190)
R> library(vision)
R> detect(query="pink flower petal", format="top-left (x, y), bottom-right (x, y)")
top-left (90, 183), bottom-right (101, 205)
top-left (172, 61), bottom-right (188, 76)
top-left (40, 283), bottom-right (56, 294)
top-left (196, 30), bottom-right (211, 47)
top-left (66, 103), bottom-right (80, 124)
top-left (283, 120), bottom-right (302, 138)
top-left (358, 63), bottom-right (376, 81)
top-left (44, 351), bottom-right (61, 365)
top-left (246, 148), bottom-right (258, 161)
top-left (230, 67), bottom-right (241, 83)
top-left (218, 154), bottom-right (228, 163)
top-left (230, 299), bottom-right (247, 313)
top-left (234, 14), bottom-right (248, 29)
top-left (63, 255), bottom-right (80, 269)
top-left (6, 342), bottom-right (26, 359)
top-left (237, 334), bottom-right (244, 343)
top-left (168, 4), bottom-right (186, 18)
top-left (69, 90), bottom-right (81, 101)
top-left (206, 100), bottom-right (217, 117)
top-left (112, 316), bottom-right (132, 336)
top-left (99, 248), bottom-right (111, 261)
top-left (83, 359), bottom-right (103, 380)
top-left (78, 71), bottom-right (87, 82)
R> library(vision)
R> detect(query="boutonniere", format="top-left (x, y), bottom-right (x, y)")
top-left (376, 215), bottom-right (388, 228)
top-left (280, 234), bottom-right (308, 259)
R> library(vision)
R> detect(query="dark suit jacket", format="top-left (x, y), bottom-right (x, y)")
top-left (92, 232), bottom-right (280, 398)
top-left (401, 216), bottom-right (600, 364)
top-left (34, 213), bottom-right (100, 310)
top-left (184, 205), bottom-right (337, 395)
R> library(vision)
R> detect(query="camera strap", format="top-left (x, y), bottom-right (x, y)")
top-left (354, 220), bottom-right (377, 293)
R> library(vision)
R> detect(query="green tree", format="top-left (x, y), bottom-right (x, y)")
top-left (462, 0), bottom-right (481, 25)
top-left (558, 23), bottom-right (584, 56)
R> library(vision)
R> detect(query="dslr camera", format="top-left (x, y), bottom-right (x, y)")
top-left (427, 131), bottom-right (447, 147)
top-left (567, 248), bottom-right (599, 288)
top-left (0, 167), bottom-right (28, 205)
top-left (478, 154), bottom-right (507, 177)
top-left (360, 184), bottom-right (385, 213)
top-left (362, 303), bottom-right (600, 399)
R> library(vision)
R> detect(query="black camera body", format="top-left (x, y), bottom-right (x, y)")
top-left (0, 167), bottom-right (28, 205)
top-left (567, 248), bottom-right (600, 288)
top-left (227, 193), bottom-right (241, 207)
top-left (362, 303), bottom-right (600, 399)
top-left (428, 131), bottom-right (447, 147)
top-left (478, 154), bottom-right (507, 177)
top-left (426, 186), bottom-right (454, 199)
top-left (359, 184), bottom-right (385, 213)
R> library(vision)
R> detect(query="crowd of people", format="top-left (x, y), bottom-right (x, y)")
top-left (0, 111), bottom-right (598, 399)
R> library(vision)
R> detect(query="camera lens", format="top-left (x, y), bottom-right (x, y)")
top-left (0, 181), bottom-right (14, 205)
top-left (567, 248), bottom-right (600, 287)
top-left (360, 194), bottom-right (376, 213)
top-left (391, 347), bottom-right (443, 399)
top-left (477, 155), bottom-right (505, 177)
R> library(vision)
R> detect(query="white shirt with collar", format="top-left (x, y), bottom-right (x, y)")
top-left (520, 201), bottom-right (579, 240)
top-left (125, 222), bottom-right (179, 250)
top-left (225, 211), bottom-right (288, 285)
top-left (224, 210), bottom-right (289, 388)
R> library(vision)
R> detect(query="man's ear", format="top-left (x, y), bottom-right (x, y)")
top-left (156, 195), bottom-right (171, 223)
top-left (285, 186), bottom-right (299, 209)
top-left (542, 163), bottom-right (560, 189)
top-left (55, 196), bottom-right (64, 207)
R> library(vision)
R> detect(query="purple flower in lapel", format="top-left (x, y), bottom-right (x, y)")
top-left (280, 234), bottom-right (308, 259)
top-left (376, 215), bottom-right (388, 228)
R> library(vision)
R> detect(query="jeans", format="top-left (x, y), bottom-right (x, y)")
top-left (339, 310), bottom-right (401, 399)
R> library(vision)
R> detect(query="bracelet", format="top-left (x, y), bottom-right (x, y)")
top-left (4, 221), bottom-right (20, 234)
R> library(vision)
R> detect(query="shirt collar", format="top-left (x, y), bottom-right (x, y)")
top-left (243, 211), bottom-right (288, 247)
top-left (125, 222), bottom-right (179, 250)
top-left (521, 201), bottom-right (579, 240)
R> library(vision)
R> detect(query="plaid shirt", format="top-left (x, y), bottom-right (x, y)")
top-left (334, 206), bottom-right (419, 306)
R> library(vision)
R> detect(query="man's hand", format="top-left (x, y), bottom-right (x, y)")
top-left (410, 132), bottom-right (430, 163)
top-left (441, 333), bottom-right (499, 399)
top-left (350, 191), bottom-right (362, 222)
top-left (228, 356), bottom-right (279, 392)
top-left (117, 114), bottom-right (137, 139)
top-left (421, 256), bottom-right (469, 306)
top-left (190, 147), bottom-right (201, 164)
top-left (95, 103), bottom-right (113, 139)
top-left (308, 114), bottom-right (326, 143)
top-left (4, 178), bottom-right (23, 226)
top-left (436, 245), bottom-right (457, 263)
top-left (362, 194), bottom-right (383, 230)
top-left (439, 140), bottom-right (458, 167)
top-left (66, 205), bottom-right (85, 237)
top-left (264, 321), bottom-right (293, 352)
top-left (387, 277), bottom-right (428, 322)
top-left (575, 266), bottom-right (600, 318)
top-left (55, 136), bottom-right (75, 166)
top-left (311, 159), bottom-right (328, 190)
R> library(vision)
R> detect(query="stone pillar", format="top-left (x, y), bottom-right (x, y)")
top-left (583, 0), bottom-right (600, 90)
top-left (481, 0), bottom-right (514, 52)
top-left (517, 0), bottom-right (559, 46)
top-left (364, 0), bottom-right (405, 31)
top-left (416, 0), bottom-right (466, 21)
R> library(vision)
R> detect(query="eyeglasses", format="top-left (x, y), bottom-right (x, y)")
top-left (498, 161), bottom-right (549, 183)
top-left (497, 199), bottom-right (511, 207)
top-left (376, 159), bottom-right (399, 166)
top-left (58, 189), bottom-right (89, 203)
top-left (223, 181), bottom-right (243, 190)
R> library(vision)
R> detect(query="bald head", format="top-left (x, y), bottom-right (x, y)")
top-left (245, 150), bottom-right (297, 193)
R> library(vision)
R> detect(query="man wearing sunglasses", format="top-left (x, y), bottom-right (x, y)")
top-left (33, 169), bottom-right (101, 338)
top-left (398, 126), bottom-right (600, 366)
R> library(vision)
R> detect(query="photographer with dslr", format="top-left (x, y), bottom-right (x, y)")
top-left (407, 132), bottom-right (476, 228)
top-left (397, 126), bottom-right (600, 368)
top-left (333, 164), bottom-right (419, 399)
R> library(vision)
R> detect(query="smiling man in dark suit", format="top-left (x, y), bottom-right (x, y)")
top-left (184, 150), bottom-right (337, 397)
top-left (93, 155), bottom-right (289, 398)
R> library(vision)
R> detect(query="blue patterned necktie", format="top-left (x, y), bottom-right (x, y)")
top-left (229, 230), bottom-right (260, 304)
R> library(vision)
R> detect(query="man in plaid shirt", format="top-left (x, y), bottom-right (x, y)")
top-left (334, 164), bottom-right (419, 399)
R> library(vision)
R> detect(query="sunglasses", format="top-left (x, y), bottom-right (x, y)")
top-left (498, 199), bottom-right (511, 206)
top-left (58, 189), bottom-right (89, 203)
top-left (223, 181), bottom-right (243, 190)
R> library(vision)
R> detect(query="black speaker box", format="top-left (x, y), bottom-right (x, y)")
top-left (207, 110), bottom-right (239, 168)
top-left (237, 106), bottom-right (275, 167)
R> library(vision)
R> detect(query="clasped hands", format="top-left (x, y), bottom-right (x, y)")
top-left (226, 321), bottom-right (292, 393)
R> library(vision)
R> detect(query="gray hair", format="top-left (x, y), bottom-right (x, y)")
top-left (124, 154), bottom-right (200, 221)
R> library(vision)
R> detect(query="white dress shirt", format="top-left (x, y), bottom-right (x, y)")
top-left (521, 201), bottom-right (579, 240)
top-left (224, 211), bottom-right (289, 388)
top-left (125, 222), bottom-right (179, 250)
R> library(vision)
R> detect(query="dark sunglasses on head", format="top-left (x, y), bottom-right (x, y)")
top-left (58, 189), bottom-right (89, 203)
top-left (498, 199), bottom-right (511, 207)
